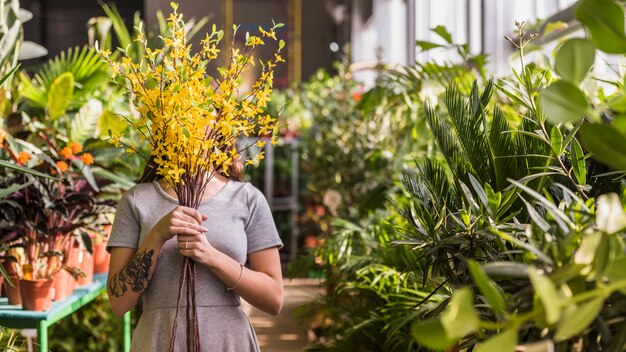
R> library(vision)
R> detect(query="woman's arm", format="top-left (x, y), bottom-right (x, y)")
top-left (177, 235), bottom-right (284, 316)
top-left (107, 206), bottom-right (208, 316)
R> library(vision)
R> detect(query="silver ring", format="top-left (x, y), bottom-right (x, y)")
top-left (185, 241), bottom-right (188, 250)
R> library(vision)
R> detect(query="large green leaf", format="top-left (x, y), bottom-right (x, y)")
top-left (595, 193), bottom-right (626, 234)
top-left (441, 288), bottom-right (480, 339)
top-left (579, 123), bottom-right (626, 171)
top-left (554, 38), bottom-right (595, 85)
top-left (555, 297), bottom-right (604, 341)
top-left (468, 260), bottom-right (506, 315)
top-left (539, 81), bottom-right (589, 124)
top-left (529, 267), bottom-right (561, 325)
top-left (70, 99), bottom-right (102, 143)
top-left (0, 181), bottom-right (32, 199)
top-left (97, 110), bottom-right (127, 139)
top-left (475, 329), bottom-right (517, 352)
top-left (576, 0), bottom-right (626, 54)
top-left (412, 320), bottom-right (457, 350)
top-left (47, 72), bottom-right (75, 120)
top-left (0, 159), bottom-right (56, 179)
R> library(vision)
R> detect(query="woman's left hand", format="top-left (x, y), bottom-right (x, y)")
top-left (177, 230), bottom-right (215, 266)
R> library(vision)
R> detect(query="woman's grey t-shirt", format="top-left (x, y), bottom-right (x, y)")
top-left (107, 180), bottom-right (283, 351)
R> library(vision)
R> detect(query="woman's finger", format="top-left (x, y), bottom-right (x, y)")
top-left (172, 212), bottom-right (203, 227)
top-left (169, 226), bottom-right (203, 236)
top-left (179, 207), bottom-right (204, 225)
top-left (170, 219), bottom-right (208, 233)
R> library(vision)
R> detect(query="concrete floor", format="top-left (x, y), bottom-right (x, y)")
top-left (244, 279), bottom-right (322, 352)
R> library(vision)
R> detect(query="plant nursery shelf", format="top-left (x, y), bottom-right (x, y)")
top-left (0, 273), bottom-right (131, 352)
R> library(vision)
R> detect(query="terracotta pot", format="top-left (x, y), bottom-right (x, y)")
top-left (3, 275), bottom-right (21, 305)
top-left (66, 245), bottom-right (81, 290)
top-left (53, 270), bottom-right (74, 301)
top-left (93, 242), bottom-right (110, 274)
top-left (77, 248), bottom-right (93, 286)
top-left (20, 278), bottom-right (54, 311)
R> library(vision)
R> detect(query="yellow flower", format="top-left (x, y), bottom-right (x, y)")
top-left (17, 151), bottom-right (31, 165)
top-left (246, 36), bottom-right (264, 47)
top-left (101, 7), bottom-right (283, 188)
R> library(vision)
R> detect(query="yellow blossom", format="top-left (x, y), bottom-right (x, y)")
top-left (98, 6), bottom-right (283, 190)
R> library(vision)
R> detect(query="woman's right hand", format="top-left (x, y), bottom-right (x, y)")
top-left (150, 206), bottom-right (208, 243)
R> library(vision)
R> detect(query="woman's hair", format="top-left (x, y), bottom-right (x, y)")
top-left (138, 143), bottom-right (243, 183)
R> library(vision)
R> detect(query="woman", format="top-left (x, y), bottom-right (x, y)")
top-left (106, 160), bottom-right (284, 351)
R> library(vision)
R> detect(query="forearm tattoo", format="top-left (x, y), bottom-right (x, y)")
top-left (108, 249), bottom-right (155, 297)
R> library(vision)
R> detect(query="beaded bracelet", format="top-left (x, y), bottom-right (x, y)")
top-left (227, 263), bottom-right (245, 292)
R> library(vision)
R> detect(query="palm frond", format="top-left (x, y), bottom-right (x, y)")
top-left (444, 82), bottom-right (495, 186)
top-left (20, 46), bottom-right (109, 111)
top-left (490, 107), bottom-right (521, 190)
top-left (424, 102), bottom-right (472, 186)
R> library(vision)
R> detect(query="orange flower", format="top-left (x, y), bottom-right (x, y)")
top-left (56, 161), bottom-right (69, 172)
top-left (81, 153), bottom-right (94, 165)
top-left (0, 128), bottom-right (7, 147)
top-left (69, 142), bottom-right (83, 154)
top-left (60, 147), bottom-right (74, 159)
top-left (17, 151), bottom-right (31, 165)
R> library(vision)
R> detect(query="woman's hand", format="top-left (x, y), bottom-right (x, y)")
top-left (150, 206), bottom-right (209, 243)
top-left (177, 230), bottom-right (215, 266)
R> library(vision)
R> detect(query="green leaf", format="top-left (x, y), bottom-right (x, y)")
top-left (416, 40), bottom-right (445, 51)
top-left (575, 231), bottom-right (603, 267)
top-left (529, 267), bottom-right (561, 325)
top-left (550, 125), bottom-right (563, 155)
top-left (595, 193), bottom-right (626, 234)
top-left (555, 38), bottom-right (595, 85)
top-left (476, 329), bottom-right (517, 352)
top-left (570, 137), bottom-right (586, 185)
top-left (579, 123), bottom-right (626, 171)
top-left (47, 72), bottom-right (75, 120)
top-left (576, 0), bottom-right (626, 54)
top-left (71, 99), bottom-right (102, 144)
top-left (484, 183), bottom-right (501, 218)
top-left (0, 159), bottom-right (56, 179)
top-left (279, 39), bottom-right (285, 50)
top-left (555, 297), bottom-right (604, 341)
top-left (71, 159), bottom-right (99, 192)
top-left (468, 260), bottom-right (506, 315)
top-left (539, 80), bottom-right (589, 124)
top-left (431, 25), bottom-right (453, 44)
top-left (0, 64), bottom-right (19, 88)
top-left (98, 110), bottom-right (127, 139)
top-left (92, 167), bottom-right (135, 189)
top-left (412, 320), bottom-right (457, 350)
top-left (0, 181), bottom-right (32, 198)
top-left (468, 174), bottom-right (491, 216)
top-left (441, 288), bottom-right (480, 339)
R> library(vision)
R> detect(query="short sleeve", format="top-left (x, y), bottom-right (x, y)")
top-left (244, 184), bottom-right (283, 254)
top-left (106, 188), bottom-right (141, 252)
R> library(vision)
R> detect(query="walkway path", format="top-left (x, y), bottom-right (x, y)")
top-left (243, 279), bottom-right (322, 352)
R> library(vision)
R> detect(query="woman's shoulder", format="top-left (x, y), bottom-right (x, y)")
top-left (118, 182), bottom-right (159, 203)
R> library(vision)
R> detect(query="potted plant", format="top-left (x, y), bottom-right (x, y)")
top-left (0, 132), bottom-right (107, 309)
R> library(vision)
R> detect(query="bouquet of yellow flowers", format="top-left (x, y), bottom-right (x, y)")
top-left (98, 3), bottom-right (284, 350)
